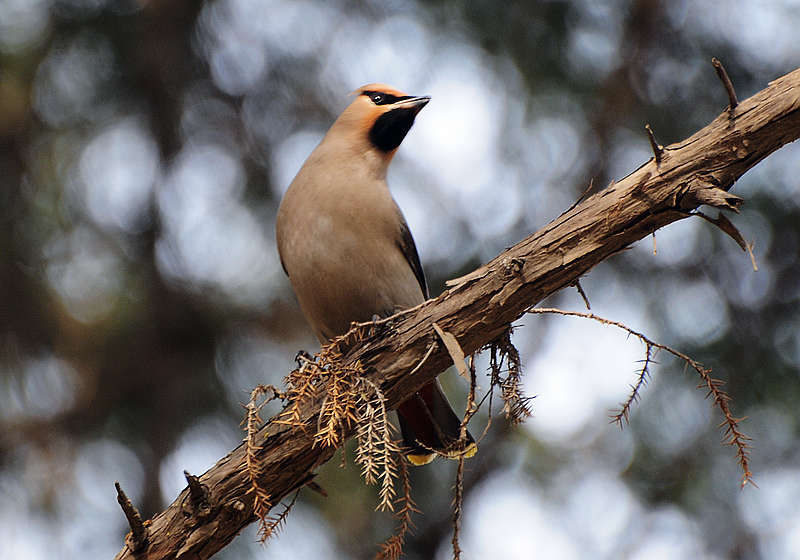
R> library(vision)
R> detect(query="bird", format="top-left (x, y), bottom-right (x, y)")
top-left (276, 83), bottom-right (476, 465)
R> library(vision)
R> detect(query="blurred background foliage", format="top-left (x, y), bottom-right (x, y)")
top-left (1, 0), bottom-right (799, 558)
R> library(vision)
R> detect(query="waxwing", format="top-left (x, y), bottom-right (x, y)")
top-left (276, 84), bottom-right (476, 465)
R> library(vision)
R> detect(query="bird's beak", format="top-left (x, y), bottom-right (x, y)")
top-left (398, 96), bottom-right (431, 113)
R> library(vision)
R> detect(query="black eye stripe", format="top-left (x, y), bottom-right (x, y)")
top-left (362, 91), bottom-right (413, 106)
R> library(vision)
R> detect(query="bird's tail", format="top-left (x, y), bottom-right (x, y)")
top-left (397, 379), bottom-right (477, 466)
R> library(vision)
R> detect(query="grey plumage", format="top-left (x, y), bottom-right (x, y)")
top-left (276, 84), bottom-right (476, 465)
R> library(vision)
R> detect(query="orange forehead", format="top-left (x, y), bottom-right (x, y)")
top-left (351, 83), bottom-right (410, 97)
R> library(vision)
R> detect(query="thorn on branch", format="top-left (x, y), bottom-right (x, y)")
top-left (184, 470), bottom-right (208, 504)
top-left (184, 470), bottom-right (211, 517)
top-left (645, 124), bottom-right (663, 164)
top-left (115, 481), bottom-right (148, 552)
top-left (712, 57), bottom-right (739, 111)
top-left (572, 279), bottom-right (591, 310)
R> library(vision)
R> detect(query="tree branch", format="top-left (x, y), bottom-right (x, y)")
top-left (114, 67), bottom-right (800, 559)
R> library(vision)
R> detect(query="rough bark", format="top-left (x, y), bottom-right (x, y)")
top-left (114, 67), bottom-right (800, 559)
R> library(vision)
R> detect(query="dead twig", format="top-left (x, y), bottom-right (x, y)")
top-left (489, 328), bottom-right (533, 424)
top-left (645, 124), bottom-right (664, 164)
top-left (243, 384), bottom-right (286, 541)
top-left (452, 356), bottom-right (479, 559)
top-left (528, 307), bottom-right (754, 487)
top-left (712, 57), bottom-right (739, 110)
top-left (376, 459), bottom-right (420, 560)
top-left (115, 481), bottom-right (148, 552)
top-left (184, 471), bottom-right (211, 518)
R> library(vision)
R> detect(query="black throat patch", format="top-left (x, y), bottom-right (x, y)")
top-left (368, 107), bottom-right (419, 152)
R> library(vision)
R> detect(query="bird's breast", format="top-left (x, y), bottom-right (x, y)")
top-left (277, 187), bottom-right (423, 342)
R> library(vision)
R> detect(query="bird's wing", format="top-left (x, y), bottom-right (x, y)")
top-left (396, 209), bottom-right (429, 299)
top-left (278, 253), bottom-right (288, 276)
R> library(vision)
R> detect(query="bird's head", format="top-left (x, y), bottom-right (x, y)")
top-left (329, 83), bottom-right (430, 157)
